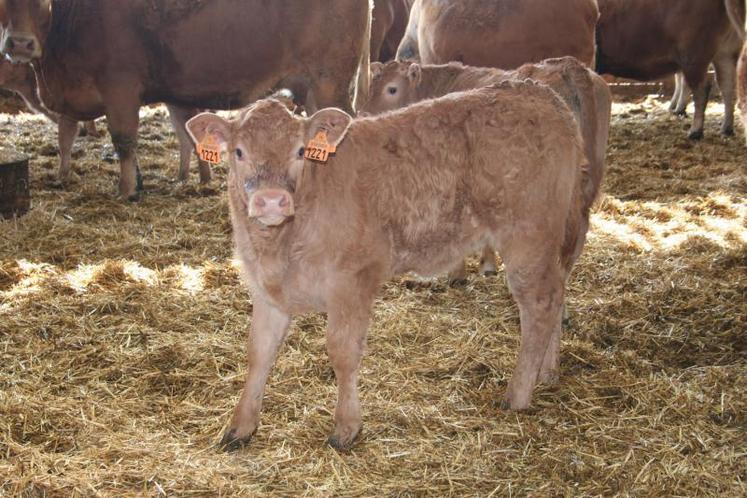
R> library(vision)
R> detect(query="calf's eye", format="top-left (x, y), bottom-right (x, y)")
top-left (297, 147), bottom-right (305, 158)
top-left (235, 148), bottom-right (243, 159)
top-left (387, 87), bottom-right (398, 95)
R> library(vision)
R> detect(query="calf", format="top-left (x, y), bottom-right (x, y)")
top-left (397, 0), bottom-right (599, 68)
top-left (0, 0), bottom-right (370, 200)
top-left (596, 0), bottom-right (737, 139)
top-left (186, 82), bottom-right (600, 451)
top-left (727, 0), bottom-right (747, 142)
top-left (363, 57), bottom-right (611, 283)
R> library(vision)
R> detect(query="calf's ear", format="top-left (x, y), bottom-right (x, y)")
top-left (306, 108), bottom-right (352, 147)
top-left (407, 63), bottom-right (422, 85)
top-left (371, 62), bottom-right (384, 78)
top-left (186, 113), bottom-right (231, 150)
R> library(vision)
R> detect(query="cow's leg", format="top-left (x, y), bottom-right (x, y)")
top-left (103, 84), bottom-right (143, 200)
top-left (480, 245), bottom-right (497, 276)
top-left (669, 73), bottom-right (684, 113)
top-left (684, 69), bottom-right (711, 140)
top-left (221, 299), bottom-right (291, 451)
top-left (502, 258), bottom-right (565, 410)
top-left (672, 73), bottom-right (690, 116)
top-left (740, 46), bottom-right (747, 144)
top-left (306, 75), bottom-right (355, 115)
top-left (326, 299), bottom-right (372, 451)
top-left (714, 55), bottom-right (738, 136)
top-left (57, 115), bottom-right (79, 182)
top-left (82, 120), bottom-right (100, 138)
top-left (167, 104), bottom-right (211, 184)
top-left (447, 260), bottom-right (469, 287)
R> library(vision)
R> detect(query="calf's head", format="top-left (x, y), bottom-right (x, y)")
top-left (0, 0), bottom-right (51, 64)
top-left (362, 61), bottom-right (422, 115)
top-left (186, 100), bottom-right (352, 227)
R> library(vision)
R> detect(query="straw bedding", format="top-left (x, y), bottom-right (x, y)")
top-left (0, 98), bottom-right (745, 496)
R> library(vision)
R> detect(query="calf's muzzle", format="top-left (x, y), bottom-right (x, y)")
top-left (248, 189), bottom-right (295, 226)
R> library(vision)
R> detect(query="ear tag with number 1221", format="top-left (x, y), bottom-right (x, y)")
top-left (197, 133), bottom-right (221, 164)
top-left (304, 131), bottom-right (336, 163)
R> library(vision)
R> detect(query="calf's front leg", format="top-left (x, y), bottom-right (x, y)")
top-left (221, 299), bottom-right (291, 451)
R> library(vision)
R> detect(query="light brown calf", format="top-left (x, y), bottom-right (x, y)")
top-left (187, 82), bottom-right (600, 451)
top-left (363, 57), bottom-right (611, 283)
top-left (397, 0), bottom-right (599, 68)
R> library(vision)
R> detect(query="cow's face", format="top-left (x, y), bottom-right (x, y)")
top-left (186, 101), bottom-right (352, 228)
top-left (362, 61), bottom-right (422, 115)
top-left (0, 0), bottom-right (51, 64)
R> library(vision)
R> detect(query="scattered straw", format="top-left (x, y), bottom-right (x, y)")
top-left (1, 98), bottom-right (745, 496)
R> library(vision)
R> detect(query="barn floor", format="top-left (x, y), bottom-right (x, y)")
top-left (0, 96), bottom-right (745, 496)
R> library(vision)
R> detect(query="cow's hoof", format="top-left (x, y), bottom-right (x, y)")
top-left (448, 277), bottom-right (468, 288)
top-left (327, 427), bottom-right (361, 452)
top-left (482, 270), bottom-right (498, 278)
top-left (721, 127), bottom-right (735, 137)
top-left (219, 428), bottom-right (254, 452)
top-left (687, 129), bottom-right (704, 140)
top-left (125, 192), bottom-right (142, 202)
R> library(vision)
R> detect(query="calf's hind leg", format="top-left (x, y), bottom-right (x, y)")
top-left (502, 255), bottom-right (565, 410)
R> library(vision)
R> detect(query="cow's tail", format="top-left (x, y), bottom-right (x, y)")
top-left (725, 0), bottom-right (746, 38)
top-left (353, 0), bottom-right (373, 112)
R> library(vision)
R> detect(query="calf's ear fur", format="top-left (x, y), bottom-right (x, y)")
top-left (307, 108), bottom-right (352, 147)
top-left (186, 113), bottom-right (231, 151)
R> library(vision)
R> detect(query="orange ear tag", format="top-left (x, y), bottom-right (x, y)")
top-left (304, 131), bottom-right (337, 163)
top-left (197, 133), bottom-right (222, 164)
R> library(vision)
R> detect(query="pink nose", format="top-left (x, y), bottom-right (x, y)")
top-left (248, 189), bottom-right (295, 221)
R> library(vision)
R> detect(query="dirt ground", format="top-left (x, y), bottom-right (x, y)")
top-left (0, 93), bottom-right (745, 496)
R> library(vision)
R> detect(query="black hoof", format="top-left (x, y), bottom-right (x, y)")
top-left (721, 127), bottom-right (735, 137)
top-left (688, 129), bottom-right (704, 141)
top-left (448, 278), bottom-right (468, 288)
top-left (499, 399), bottom-right (511, 410)
top-left (219, 428), bottom-right (254, 452)
top-left (126, 192), bottom-right (142, 202)
top-left (327, 429), bottom-right (361, 452)
top-left (482, 270), bottom-right (498, 278)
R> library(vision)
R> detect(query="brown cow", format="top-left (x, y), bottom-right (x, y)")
top-left (397, 0), bottom-right (599, 68)
top-left (363, 57), bottom-right (611, 283)
top-left (727, 0), bottom-right (747, 142)
top-left (596, 0), bottom-right (737, 139)
top-left (668, 25), bottom-right (744, 136)
top-left (0, 59), bottom-right (213, 185)
top-left (0, 0), bottom-right (371, 200)
top-left (186, 82), bottom-right (600, 451)
top-left (371, 0), bottom-right (413, 62)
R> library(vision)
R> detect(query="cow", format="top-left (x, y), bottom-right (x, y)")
top-left (363, 57), bottom-right (611, 284)
top-left (0, 0), bottom-right (371, 200)
top-left (371, 0), bottom-right (413, 62)
top-left (726, 0), bottom-right (747, 142)
top-left (396, 0), bottom-right (599, 69)
top-left (596, 0), bottom-right (738, 139)
top-left (0, 59), bottom-right (214, 185)
top-left (185, 81), bottom-right (601, 451)
top-left (668, 24), bottom-right (743, 136)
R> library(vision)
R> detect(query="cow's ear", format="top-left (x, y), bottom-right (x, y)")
top-left (186, 112), bottom-right (231, 150)
top-left (407, 63), bottom-right (422, 85)
top-left (371, 62), bottom-right (384, 78)
top-left (307, 108), bottom-right (352, 147)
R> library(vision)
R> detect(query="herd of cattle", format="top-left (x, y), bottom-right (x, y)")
top-left (1, 0), bottom-right (745, 451)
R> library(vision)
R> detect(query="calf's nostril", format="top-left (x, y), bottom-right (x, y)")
top-left (25, 40), bottom-right (35, 51)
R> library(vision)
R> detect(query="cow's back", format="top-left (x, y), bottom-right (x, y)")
top-left (417, 0), bottom-right (598, 68)
top-left (331, 83), bottom-right (584, 275)
top-left (39, 0), bottom-right (370, 113)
